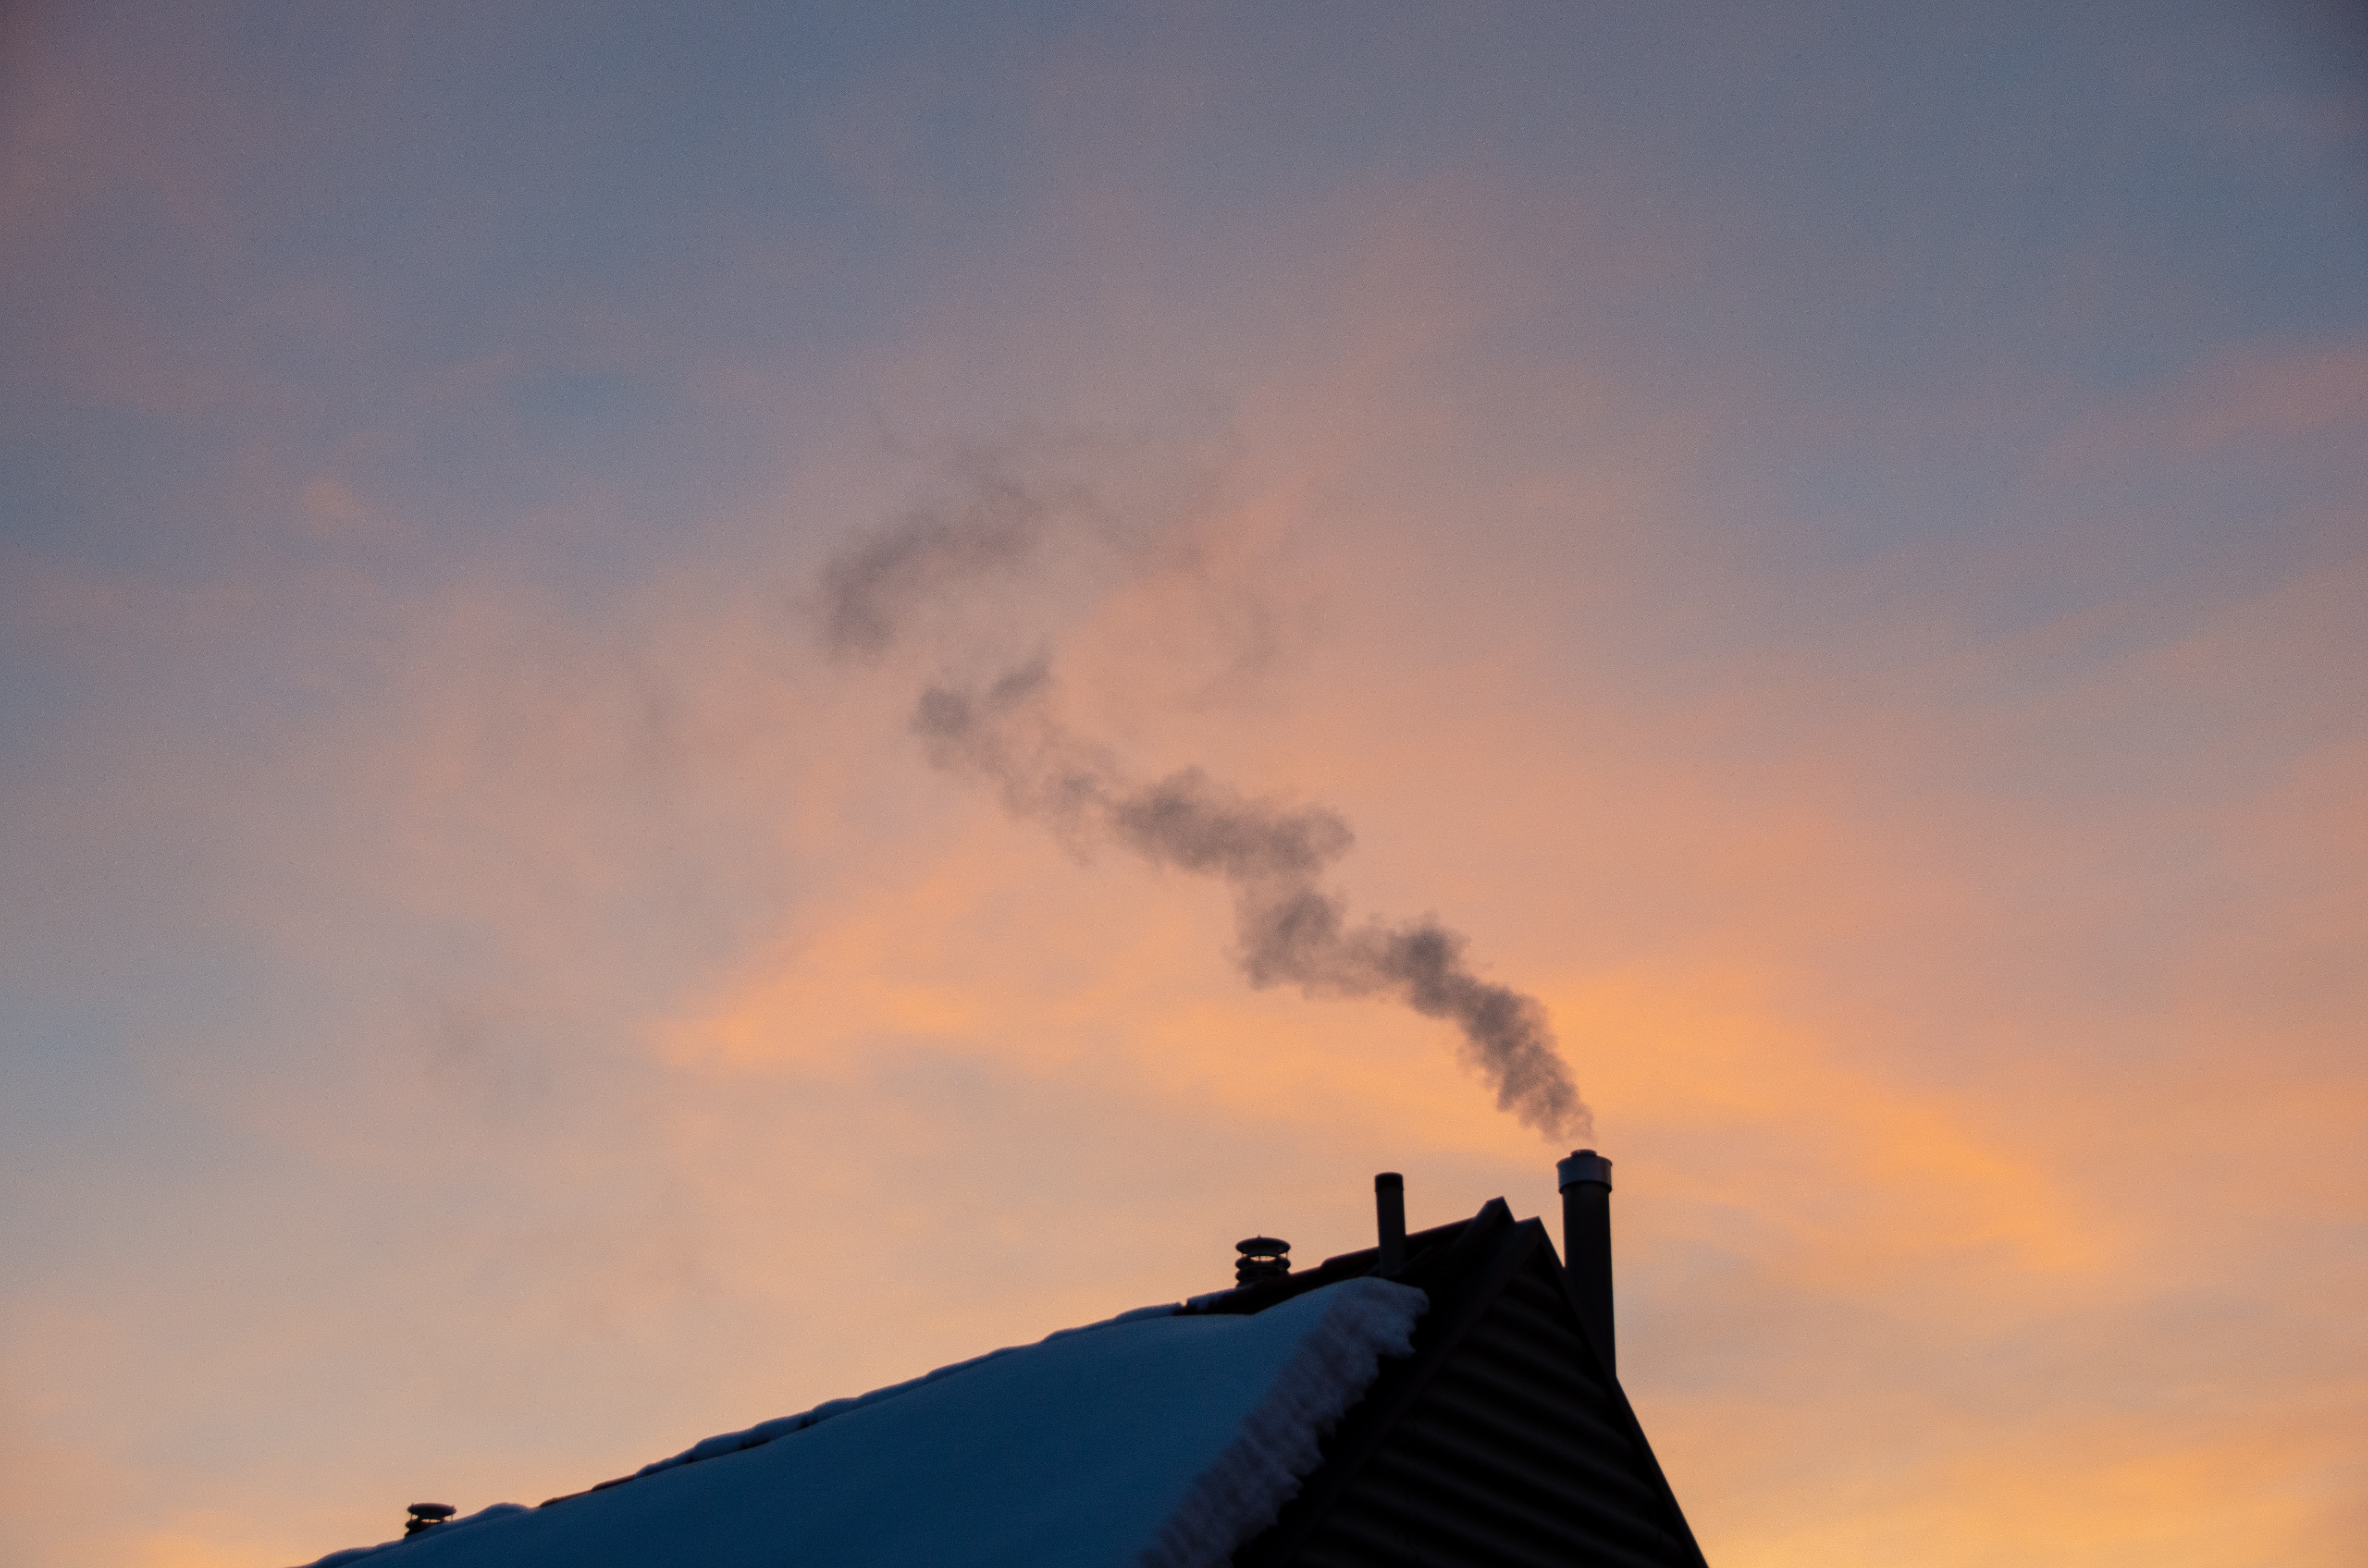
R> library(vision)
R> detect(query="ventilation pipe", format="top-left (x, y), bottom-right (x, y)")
top-left (1374, 1172), bottom-right (1407, 1274)
top-left (1557, 1149), bottom-right (1615, 1377)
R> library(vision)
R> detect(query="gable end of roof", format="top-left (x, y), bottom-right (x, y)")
top-left (1236, 1202), bottom-right (1710, 1568)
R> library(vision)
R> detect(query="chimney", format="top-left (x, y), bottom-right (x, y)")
top-left (1556, 1149), bottom-right (1615, 1377)
top-left (1374, 1172), bottom-right (1406, 1274)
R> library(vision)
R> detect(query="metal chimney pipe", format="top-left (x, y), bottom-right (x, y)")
top-left (1374, 1172), bottom-right (1406, 1274)
top-left (1557, 1149), bottom-right (1615, 1377)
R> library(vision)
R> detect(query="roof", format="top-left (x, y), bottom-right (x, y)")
top-left (298, 1196), bottom-right (1708, 1568)
top-left (298, 1275), bottom-right (1426, 1568)
top-left (1223, 1199), bottom-right (1710, 1568)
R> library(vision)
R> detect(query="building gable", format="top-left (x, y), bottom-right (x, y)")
top-left (1238, 1204), bottom-right (1707, 1568)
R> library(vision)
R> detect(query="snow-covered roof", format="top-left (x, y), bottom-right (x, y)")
top-left (302, 1276), bottom-right (1427, 1568)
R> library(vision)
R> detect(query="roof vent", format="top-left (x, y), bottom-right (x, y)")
top-left (1234, 1236), bottom-right (1290, 1286)
top-left (404, 1504), bottom-right (456, 1536)
top-left (1374, 1173), bottom-right (1407, 1274)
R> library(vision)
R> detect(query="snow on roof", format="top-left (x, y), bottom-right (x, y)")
top-left (301, 1275), bottom-right (1426, 1568)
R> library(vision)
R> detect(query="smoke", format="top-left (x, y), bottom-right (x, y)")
top-left (822, 464), bottom-right (1061, 660)
top-left (824, 448), bottom-right (1592, 1143)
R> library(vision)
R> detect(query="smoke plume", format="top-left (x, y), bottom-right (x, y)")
top-left (824, 450), bottom-right (1591, 1143)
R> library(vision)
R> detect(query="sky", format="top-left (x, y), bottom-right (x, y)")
top-left (2, 3), bottom-right (2364, 1565)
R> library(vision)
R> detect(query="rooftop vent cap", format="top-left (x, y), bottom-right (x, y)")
top-left (404, 1505), bottom-right (456, 1537)
top-left (1234, 1236), bottom-right (1290, 1286)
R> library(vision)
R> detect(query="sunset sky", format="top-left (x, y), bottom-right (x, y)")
top-left (3, 4), bottom-right (2365, 1565)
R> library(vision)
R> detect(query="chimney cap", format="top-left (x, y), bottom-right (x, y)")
top-left (1557, 1149), bottom-right (1613, 1192)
